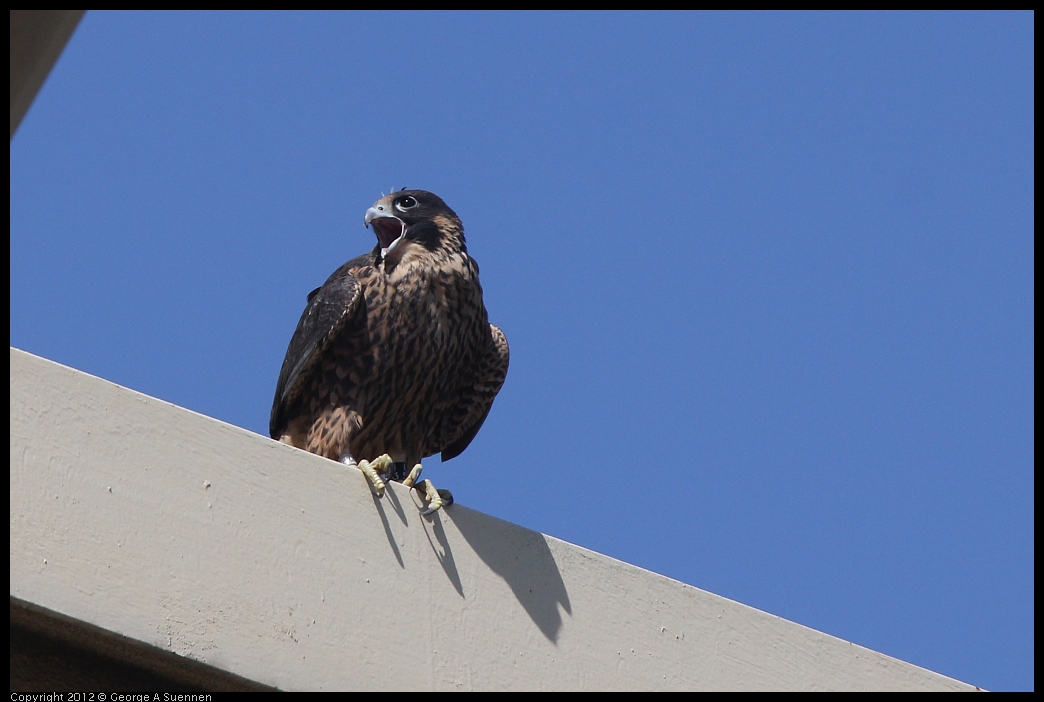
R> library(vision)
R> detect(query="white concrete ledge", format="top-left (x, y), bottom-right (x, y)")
top-left (10, 347), bottom-right (977, 690)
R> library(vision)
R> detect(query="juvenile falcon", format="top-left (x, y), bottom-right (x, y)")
top-left (270, 190), bottom-right (509, 514)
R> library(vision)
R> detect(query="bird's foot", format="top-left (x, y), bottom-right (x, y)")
top-left (401, 463), bottom-right (423, 488)
top-left (399, 463), bottom-right (453, 515)
top-left (420, 481), bottom-right (454, 515)
top-left (344, 453), bottom-right (393, 497)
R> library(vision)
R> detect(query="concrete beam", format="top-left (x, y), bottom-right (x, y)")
top-left (10, 10), bottom-right (86, 139)
top-left (11, 596), bottom-right (274, 691)
top-left (10, 347), bottom-right (978, 690)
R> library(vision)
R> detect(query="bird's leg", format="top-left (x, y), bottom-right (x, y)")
top-left (401, 463), bottom-right (423, 488)
top-left (342, 452), bottom-right (393, 497)
top-left (418, 480), bottom-right (446, 515)
top-left (401, 463), bottom-right (454, 515)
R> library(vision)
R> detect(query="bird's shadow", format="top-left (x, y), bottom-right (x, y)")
top-left (448, 505), bottom-right (572, 644)
top-left (370, 489), bottom-right (405, 568)
top-left (415, 498), bottom-right (465, 599)
top-left (368, 482), bottom-right (571, 643)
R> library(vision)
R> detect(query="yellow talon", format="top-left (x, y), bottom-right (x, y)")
top-left (417, 476), bottom-right (446, 516)
top-left (357, 454), bottom-right (392, 496)
top-left (402, 463), bottom-right (423, 488)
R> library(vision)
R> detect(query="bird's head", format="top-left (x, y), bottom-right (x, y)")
top-left (364, 189), bottom-right (465, 266)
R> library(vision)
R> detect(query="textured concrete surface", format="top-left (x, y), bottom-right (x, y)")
top-left (11, 596), bottom-right (274, 692)
top-left (10, 347), bottom-right (978, 690)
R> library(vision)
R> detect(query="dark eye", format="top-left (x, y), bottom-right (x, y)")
top-left (396, 196), bottom-right (418, 211)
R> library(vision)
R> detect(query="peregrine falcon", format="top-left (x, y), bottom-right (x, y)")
top-left (270, 190), bottom-right (509, 514)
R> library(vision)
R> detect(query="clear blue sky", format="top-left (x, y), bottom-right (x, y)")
top-left (10, 11), bottom-right (1033, 691)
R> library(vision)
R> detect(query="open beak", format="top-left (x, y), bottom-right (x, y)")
top-left (364, 206), bottom-right (407, 259)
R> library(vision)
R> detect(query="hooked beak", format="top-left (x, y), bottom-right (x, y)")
top-left (364, 206), bottom-right (407, 259)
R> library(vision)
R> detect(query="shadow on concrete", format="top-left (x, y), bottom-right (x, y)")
top-left (449, 505), bottom-right (572, 644)
top-left (382, 483), bottom-right (409, 525)
top-left (11, 597), bottom-right (276, 691)
top-left (421, 508), bottom-right (465, 598)
top-left (370, 491), bottom-right (404, 568)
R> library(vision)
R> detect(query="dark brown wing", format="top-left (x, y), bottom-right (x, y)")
top-left (441, 404), bottom-right (494, 462)
top-left (441, 323), bottom-right (510, 461)
top-left (269, 256), bottom-right (371, 439)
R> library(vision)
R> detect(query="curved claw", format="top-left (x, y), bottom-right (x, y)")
top-left (418, 479), bottom-right (453, 515)
top-left (356, 454), bottom-right (393, 497)
top-left (402, 463), bottom-right (423, 488)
